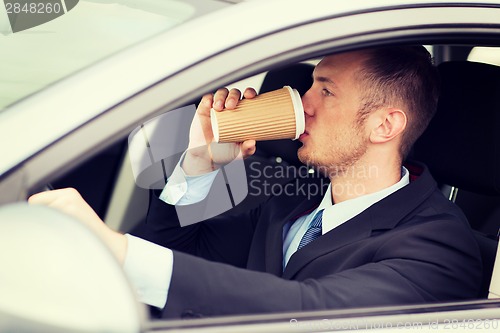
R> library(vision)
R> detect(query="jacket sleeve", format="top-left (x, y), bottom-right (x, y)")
top-left (131, 189), bottom-right (262, 269)
top-left (161, 214), bottom-right (481, 319)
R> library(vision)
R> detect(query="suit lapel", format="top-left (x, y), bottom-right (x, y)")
top-left (264, 195), bottom-right (321, 277)
top-left (282, 163), bottom-right (436, 279)
top-left (282, 210), bottom-right (373, 279)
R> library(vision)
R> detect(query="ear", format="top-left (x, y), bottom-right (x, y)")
top-left (369, 108), bottom-right (407, 144)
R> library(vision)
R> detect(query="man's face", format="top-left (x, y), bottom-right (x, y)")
top-left (298, 52), bottom-right (371, 176)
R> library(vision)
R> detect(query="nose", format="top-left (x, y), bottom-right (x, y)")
top-left (301, 88), bottom-right (314, 117)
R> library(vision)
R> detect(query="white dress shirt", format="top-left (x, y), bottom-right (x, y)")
top-left (123, 164), bottom-right (409, 309)
top-left (282, 167), bottom-right (409, 268)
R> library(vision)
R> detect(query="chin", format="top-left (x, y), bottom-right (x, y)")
top-left (297, 147), bottom-right (308, 164)
top-left (298, 149), bottom-right (318, 168)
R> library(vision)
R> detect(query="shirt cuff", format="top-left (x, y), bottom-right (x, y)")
top-left (123, 234), bottom-right (173, 309)
top-left (159, 152), bottom-right (219, 205)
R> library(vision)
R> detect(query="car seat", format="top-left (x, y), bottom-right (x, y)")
top-left (412, 60), bottom-right (500, 299)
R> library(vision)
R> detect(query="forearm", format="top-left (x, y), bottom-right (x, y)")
top-left (161, 252), bottom-right (396, 318)
top-left (163, 251), bottom-right (303, 318)
top-left (133, 190), bottom-right (259, 267)
top-left (160, 251), bottom-right (459, 319)
top-left (132, 192), bottom-right (202, 252)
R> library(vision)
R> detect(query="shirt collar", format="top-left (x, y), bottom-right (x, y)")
top-left (315, 167), bottom-right (410, 235)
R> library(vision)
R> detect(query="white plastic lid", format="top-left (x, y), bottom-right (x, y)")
top-left (284, 86), bottom-right (305, 140)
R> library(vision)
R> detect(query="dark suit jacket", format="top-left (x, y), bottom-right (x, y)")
top-left (134, 163), bottom-right (482, 319)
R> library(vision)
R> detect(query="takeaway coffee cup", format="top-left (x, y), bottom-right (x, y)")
top-left (210, 86), bottom-right (305, 143)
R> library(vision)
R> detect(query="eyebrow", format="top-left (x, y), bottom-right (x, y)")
top-left (313, 74), bottom-right (339, 89)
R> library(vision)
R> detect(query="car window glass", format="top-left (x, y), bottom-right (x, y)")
top-left (468, 47), bottom-right (500, 66)
top-left (0, 0), bottom-right (195, 111)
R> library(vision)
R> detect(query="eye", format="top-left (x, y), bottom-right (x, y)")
top-left (322, 88), bottom-right (333, 96)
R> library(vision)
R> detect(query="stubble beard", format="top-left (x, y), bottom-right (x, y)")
top-left (298, 122), bottom-right (368, 180)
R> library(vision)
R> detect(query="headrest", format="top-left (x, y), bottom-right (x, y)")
top-left (256, 63), bottom-right (314, 166)
top-left (413, 61), bottom-right (500, 195)
top-left (259, 63), bottom-right (314, 96)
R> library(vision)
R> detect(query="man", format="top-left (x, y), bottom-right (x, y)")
top-left (30, 46), bottom-right (482, 319)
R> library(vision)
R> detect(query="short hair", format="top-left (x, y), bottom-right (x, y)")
top-left (356, 45), bottom-right (440, 159)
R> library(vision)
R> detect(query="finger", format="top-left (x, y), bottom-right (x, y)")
top-left (28, 188), bottom-right (78, 205)
top-left (213, 88), bottom-right (229, 111)
top-left (196, 93), bottom-right (214, 117)
top-left (28, 192), bottom-right (52, 205)
top-left (225, 88), bottom-right (242, 109)
top-left (240, 140), bottom-right (256, 158)
top-left (243, 87), bottom-right (257, 99)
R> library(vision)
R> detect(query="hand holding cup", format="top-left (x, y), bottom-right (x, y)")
top-left (182, 88), bottom-right (258, 175)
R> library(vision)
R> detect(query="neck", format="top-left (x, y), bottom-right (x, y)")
top-left (329, 155), bottom-right (402, 204)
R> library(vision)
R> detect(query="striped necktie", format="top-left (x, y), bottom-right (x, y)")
top-left (297, 209), bottom-right (324, 249)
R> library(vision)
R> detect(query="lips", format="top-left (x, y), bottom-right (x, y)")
top-left (299, 130), bottom-right (309, 141)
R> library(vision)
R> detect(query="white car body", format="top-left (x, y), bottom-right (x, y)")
top-left (0, 0), bottom-right (499, 332)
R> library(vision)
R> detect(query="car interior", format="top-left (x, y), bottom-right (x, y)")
top-left (48, 44), bottom-right (500, 307)
top-left (413, 59), bottom-right (500, 298)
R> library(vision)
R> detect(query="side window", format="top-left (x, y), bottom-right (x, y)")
top-left (468, 46), bottom-right (500, 66)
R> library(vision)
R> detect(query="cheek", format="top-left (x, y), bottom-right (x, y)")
top-left (318, 112), bottom-right (350, 137)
